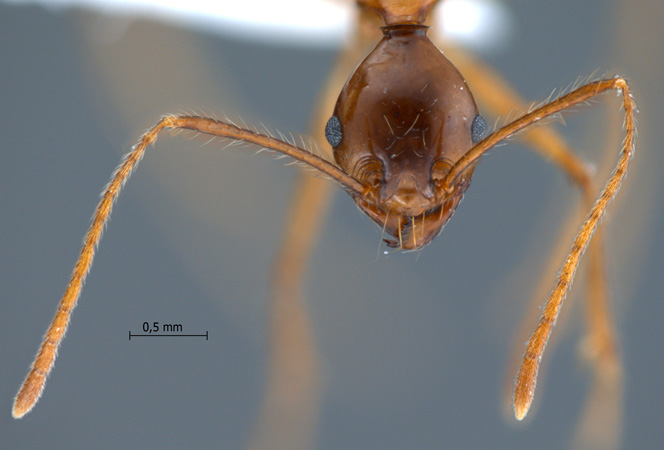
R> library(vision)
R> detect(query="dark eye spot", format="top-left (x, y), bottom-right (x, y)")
top-left (471, 114), bottom-right (488, 144)
top-left (325, 115), bottom-right (342, 147)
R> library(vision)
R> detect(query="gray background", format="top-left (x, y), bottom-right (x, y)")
top-left (1, 1), bottom-right (662, 448)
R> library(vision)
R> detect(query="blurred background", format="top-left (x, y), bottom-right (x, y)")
top-left (1, 0), bottom-right (662, 448)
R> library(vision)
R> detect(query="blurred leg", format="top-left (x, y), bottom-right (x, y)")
top-left (248, 11), bottom-right (381, 450)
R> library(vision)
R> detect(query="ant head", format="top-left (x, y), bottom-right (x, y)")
top-left (326, 24), bottom-right (486, 250)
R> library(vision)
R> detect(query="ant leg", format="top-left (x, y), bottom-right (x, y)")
top-left (571, 106), bottom-right (625, 450)
top-left (12, 114), bottom-right (365, 419)
top-left (248, 13), bottom-right (379, 448)
top-left (443, 77), bottom-right (636, 421)
top-left (249, 174), bottom-right (332, 450)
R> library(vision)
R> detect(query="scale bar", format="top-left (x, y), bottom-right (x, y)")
top-left (129, 331), bottom-right (208, 340)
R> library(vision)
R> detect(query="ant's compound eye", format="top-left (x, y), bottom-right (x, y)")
top-left (471, 114), bottom-right (488, 144)
top-left (325, 115), bottom-right (343, 147)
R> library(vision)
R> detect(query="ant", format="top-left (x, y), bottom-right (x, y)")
top-left (13, 0), bottom-right (634, 441)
